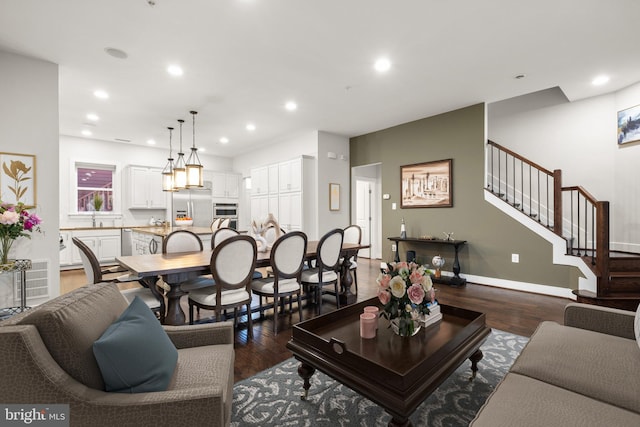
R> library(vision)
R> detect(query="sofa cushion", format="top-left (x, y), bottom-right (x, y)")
top-left (470, 373), bottom-right (640, 427)
top-left (17, 282), bottom-right (128, 390)
top-left (510, 321), bottom-right (640, 414)
top-left (635, 302), bottom-right (640, 351)
top-left (94, 296), bottom-right (178, 393)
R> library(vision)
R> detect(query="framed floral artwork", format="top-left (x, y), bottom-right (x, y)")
top-left (0, 152), bottom-right (36, 208)
top-left (329, 183), bottom-right (340, 211)
top-left (400, 158), bottom-right (452, 208)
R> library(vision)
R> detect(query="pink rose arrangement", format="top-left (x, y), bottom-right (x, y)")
top-left (0, 200), bottom-right (42, 264)
top-left (377, 261), bottom-right (436, 336)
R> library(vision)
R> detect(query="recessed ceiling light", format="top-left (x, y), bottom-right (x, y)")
top-left (199, 147), bottom-right (206, 153)
top-left (592, 75), bottom-right (610, 86)
top-left (146, 139), bottom-right (156, 145)
top-left (220, 137), bottom-right (229, 144)
top-left (167, 65), bottom-right (184, 76)
top-left (104, 47), bottom-right (128, 59)
top-left (86, 113), bottom-right (99, 121)
top-left (81, 129), bottom-right (93, 136)
top-left (285, 101), bottom-right (297, 111)
top-left (94, 89), bottom-right (109, 99)
top-left (374, 57), bottom-right (391, 73)
top-left (246, 123), bottom-right (256, 132)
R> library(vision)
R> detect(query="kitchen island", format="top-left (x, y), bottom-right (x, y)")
top-left (131, 226), bottom-right (213, 255)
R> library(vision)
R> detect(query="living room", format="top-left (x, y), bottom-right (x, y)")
top-left (1, 1), bottom-right (639, 426)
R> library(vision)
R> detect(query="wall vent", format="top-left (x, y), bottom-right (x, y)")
top-left (14, 259), bottom-right (49, 303)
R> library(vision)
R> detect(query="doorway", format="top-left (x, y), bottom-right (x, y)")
top-left (352, 163), bottom-right (382, 259)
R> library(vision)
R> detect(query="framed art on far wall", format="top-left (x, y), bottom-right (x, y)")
top-left (0, 152), bottom-right (36, 208)
top-left (400, 158), bottom-right (452, 208)
top-left (617, 104), bottom-right (640, 145)
top-left (329, 183), bottom-right (340, 211)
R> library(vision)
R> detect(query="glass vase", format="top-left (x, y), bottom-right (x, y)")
top-left (0, 236), bottom-right (14, 266)
top-left (390, 317), bottom-right (421, 337)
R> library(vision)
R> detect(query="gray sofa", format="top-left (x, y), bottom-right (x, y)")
top-left (0, 282), bottom-right (235, 427)
top-left (471, 302), bottom-right (640, 426)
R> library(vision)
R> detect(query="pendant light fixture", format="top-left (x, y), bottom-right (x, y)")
top-left (185, 110), bottom-right (204, 188)
top-left (173, 119), bottom-right (187, 190)
top-left (161, 126), bottom-right (175, 192)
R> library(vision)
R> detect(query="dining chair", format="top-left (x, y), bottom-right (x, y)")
top-left (162, 229), bottom-right (213, 291)
top-left (187, 235), bottom-right (258, 338)
top-left (342, 224), bottom-right (362, 293)
top-left (300, 228), bottom-right (344, 315)
top-left (218, 218), bottom-right (231, 228)
top-left (72, 237), bottom-right (165, 321)
top-left (251, 231), bottom-right (307, 334)
top-left (210, 218), bottom-right (222, 231)
top-left (211, 227), bottom-right (239, 249)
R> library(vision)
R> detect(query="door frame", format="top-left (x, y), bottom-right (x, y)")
top-left (351, 164), bottom-right (382, 259)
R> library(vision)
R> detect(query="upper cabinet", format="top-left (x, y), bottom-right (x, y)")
top-left (126, 166), bottom-right (167, 209)
top-left (211, 172), bottom-right (240, 199)
top-left (250, 166), bottom-right (269, 196)
top-left (278, 158), bottom-right (302, 193)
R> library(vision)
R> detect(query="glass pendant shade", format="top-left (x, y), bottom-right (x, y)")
top-left (185, 110), bottom-right (204, 188)
top-left (173, 119), bottom-right (187, 190)
top-left (162, 127), bottom-right (176, 192)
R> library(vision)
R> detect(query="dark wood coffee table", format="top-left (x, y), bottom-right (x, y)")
top-left (286, 298), bottom-right (490, 427)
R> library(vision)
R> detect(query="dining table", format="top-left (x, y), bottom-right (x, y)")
top-left (116, 241), bottom-right (368, 325)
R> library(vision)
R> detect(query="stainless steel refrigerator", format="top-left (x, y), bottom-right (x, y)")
top-left (172, 188), bottom-right (213, 228)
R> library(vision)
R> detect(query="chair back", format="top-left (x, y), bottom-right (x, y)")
top-left (264, 226), bottom-right (286, 247)
top-left (211, 227), bottom-right (239, 249)
top-left (271, 231), bottom-right (307, 279)
top-left (210, 218), bottom-right (222, 231)
top-left (210, 235), bottom-right (257, 292)
top-left (343, 225), bottom-right (362, 245)
top-left (163, 229), bottom-right (203, 254)
top-left (218, 218), bottom-right (231, 228)
top-left (72, 237), bottom-right (102, 284)
top-left (317, 228), bottom-right (344, 271)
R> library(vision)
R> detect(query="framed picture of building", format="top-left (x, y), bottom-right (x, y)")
top-left (400, 158), bottom-right (452, 208)
top-left (0, 152), bottom-right (36, 208)
top-left (617, 104), bottom-right (640, 145)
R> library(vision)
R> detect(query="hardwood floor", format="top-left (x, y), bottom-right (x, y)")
top-left (60, 258), bottom-right (569, 383)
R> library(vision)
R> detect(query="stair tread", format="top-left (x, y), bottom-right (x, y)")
top-left (610, 271), bottom-right (640, 277)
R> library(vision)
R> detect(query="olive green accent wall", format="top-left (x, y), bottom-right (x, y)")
top-left (350, 103), bottom-right (577, 289)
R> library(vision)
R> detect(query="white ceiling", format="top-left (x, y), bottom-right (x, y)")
top-left (1, 0), bottom-right (639, 157)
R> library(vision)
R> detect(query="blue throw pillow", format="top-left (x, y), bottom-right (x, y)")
top-left (93, 296), bottom-right (178, 393)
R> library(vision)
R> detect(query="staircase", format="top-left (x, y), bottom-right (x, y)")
top-left (487, 140), bottom-right (640, 310)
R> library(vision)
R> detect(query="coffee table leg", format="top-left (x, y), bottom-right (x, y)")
top-left (297, 362), bottom-right (316, 401)
top-left (469, 349), bottom-right (483, 380)
top-left (387, 414), bottom-right (412, 427)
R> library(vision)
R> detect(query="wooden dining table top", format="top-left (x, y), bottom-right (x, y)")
top-left (116, 241), bottom-right (366, 278)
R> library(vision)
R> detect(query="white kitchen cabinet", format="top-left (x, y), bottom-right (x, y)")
top-left (250, 196), bottom-right (269, 223)
top-left (278, 158), bottom-right (302, 193)
top-left (278, 192), bottom-right (302, 232)
top-left (131, 231), bottom-right (162, 255)
top-left (211, 172), bottom-right (240, 199)
top-left (70, 229), bottom-right (121, 264)
top-left (268, 164), bottom-right (279, 195)
top-left (59, 232), bottom-right (73, 266)
top-left (250, 166), bottom-right (269, 196)
top-left (126, 166), bottom-right (167, 209)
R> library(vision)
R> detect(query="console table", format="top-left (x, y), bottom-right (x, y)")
top-left (387, 237), bottom-right (467, 286)
top-left (0, 259), bottom-right (32, 320)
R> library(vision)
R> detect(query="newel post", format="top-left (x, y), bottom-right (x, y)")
top-left (596, 201), bottom-right (610, 296)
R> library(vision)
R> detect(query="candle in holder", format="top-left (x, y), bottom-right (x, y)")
top-left (363, 306), bottom-right (379, 329)
top-left (360, 312), bottom-right (377, 339)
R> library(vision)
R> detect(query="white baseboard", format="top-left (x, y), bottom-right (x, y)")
top-left (460, 272), bottom-right (576, 300)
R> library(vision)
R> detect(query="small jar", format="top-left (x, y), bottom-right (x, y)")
top-left (363, 306), bottom-right (379, 329)
top-left (360, 312), bottom-right (377, 339)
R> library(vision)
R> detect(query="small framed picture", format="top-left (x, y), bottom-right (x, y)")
top-left (401, 158), bottom-right (452, 208)
top-left (0, 152), bottom-right (37, 208)
top-left (617, 104), bottom-right (640, 145)
top-left (329, 183), bottom-right (340, 211)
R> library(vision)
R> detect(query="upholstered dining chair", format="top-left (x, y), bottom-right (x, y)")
top-left (72, 237), bottom-right (165, 321)
top-left (251, 231), bottom-right (307, 334)
top-left (162, 229), bottom-right (213, 292)
top-left (342, 224), bottom-right (362, 293)
top-left (300, 228), bottom-right (344, 315)
top-left (187, 235), bottom-right (258, 338)
top-left (211, 227), bottom-right (239, 249)
top-left (218, 218), bottom-right (231, 229)
top-left (210, 218), bottom-right (222, 231)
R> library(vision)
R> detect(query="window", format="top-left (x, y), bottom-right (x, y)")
top-left (76, 164), bottom-right (114, 212)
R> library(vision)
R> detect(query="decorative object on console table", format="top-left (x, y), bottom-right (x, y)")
top-left (377, 261), bottom-right (436, 337)
top-left (400, 158), bottom-right (452, 208)
top-left (432, 255), bottom-right (445, 278)
top-left (388, 236), bottom-right (467, 287)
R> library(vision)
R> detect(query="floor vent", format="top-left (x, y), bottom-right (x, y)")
top-left (14, 259), bottom-right (49, 303)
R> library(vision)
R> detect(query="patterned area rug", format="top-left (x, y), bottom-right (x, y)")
top-left (231, 330), bottom-right (528, 426)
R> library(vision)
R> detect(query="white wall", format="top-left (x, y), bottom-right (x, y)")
top-left (488, 82), bottom-right (640, 252)
top-left (0, 50), bottom-right (60, 303)
top-left (317, 131), bottom-right (350, 234)
top-left (59, 135), bottom-right (233, 227)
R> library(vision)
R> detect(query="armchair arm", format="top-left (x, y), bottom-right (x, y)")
top-left (163, 321), bottom-right (234, 349)
top-left (564, 303), bottom-right (636, 340)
